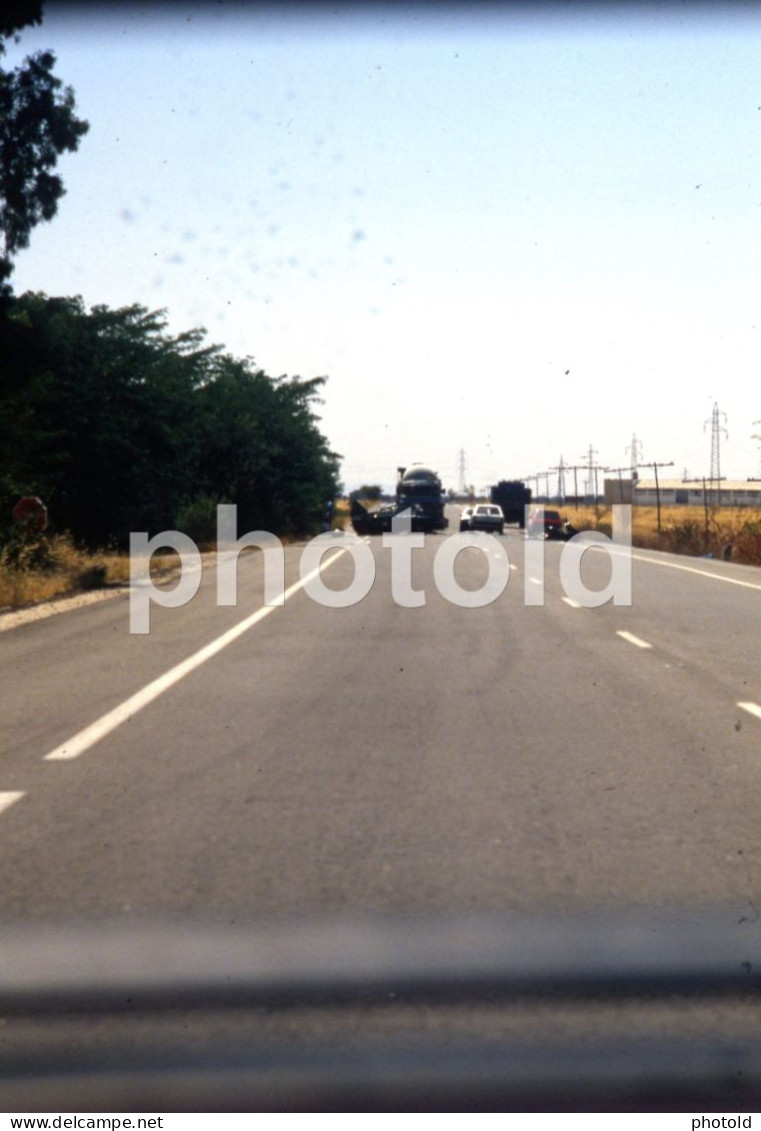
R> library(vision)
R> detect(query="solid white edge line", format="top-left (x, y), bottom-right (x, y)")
top-left (585, 542), bottom-right (761, 592)
top-left (738, 701), bottom-right (761, 721)
top-left (0, 791), bottom-right (25, 815)
top-left (44, 549), bottom-right (348, 762)
top-left (630, 553), bottom-right (761, 591)
top-left (616, 630), bottom-right (652, 649)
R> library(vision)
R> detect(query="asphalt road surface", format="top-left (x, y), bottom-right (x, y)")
top-left (2, 507), bottom-right (761, 923)
top-left (7, 508), bottom-right (761, 1109)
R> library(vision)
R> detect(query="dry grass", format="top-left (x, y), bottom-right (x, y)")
top-left (1, 504), bottom-right (351, 613)
top-left (560, 504), bottom-right (761, 564)
top-left (0, 533), bottom-right (179, 612)
top-left (332, 498), bottom-right (349, 529)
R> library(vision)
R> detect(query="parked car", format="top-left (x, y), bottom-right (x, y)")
top-left (461, 504), bottom-right (504, 535)
top-left (527, 507), bottom-right (565, 539)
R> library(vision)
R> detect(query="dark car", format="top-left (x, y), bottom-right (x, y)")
top-left (351, 500), bottom-right (438, 535)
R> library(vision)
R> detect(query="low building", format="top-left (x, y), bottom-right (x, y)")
top-left (604, 478), bottom-right (634, 504)
top-left (633, 479), bottom-right (761, 507)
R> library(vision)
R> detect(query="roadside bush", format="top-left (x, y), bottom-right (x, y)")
top-left (0, 524), bottom-right (58, 572)
top-left (78, 565), bottom-right (108, 590)
top-left (659, 520), bottom-right (709, 557)
top-left (732, 521), bottom-right (761, 566)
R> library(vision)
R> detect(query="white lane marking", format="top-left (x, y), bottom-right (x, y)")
top-left (562, 597), bottom-right (581, 608)
top-left (0, 792), bottom-right (25, 815)
top-left (738, 701), bottom-right (761, 721)
top-left (528, 576), bottom-right (543, 585)
top-left (616, 630), bottom-right (653, 649)
top-left (44, 549), bottom-right (348, 762)
top-left (586, 543), bottom-right (761, 592)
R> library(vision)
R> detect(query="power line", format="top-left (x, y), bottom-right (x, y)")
top-left (704, 401), bottom-right (728, 506)
top-left (457, 448), bottom-right (466, 495)
top-left (562, 464), bottom-right (587, 507)
top-left (579, 444), bottom-right (599, 499)
top-left (549, 455), bottom-right (566, 500)
top-left (638, 460), bottom-right (674, 532)
top-left (626, 434), bottom-right (643, 480)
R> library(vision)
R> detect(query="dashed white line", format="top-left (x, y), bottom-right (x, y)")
top-left (616, 630), bottom-right (652, 649)
top-left (0, 792), bottom-right (25, 815)
top-left (44, 549), bottom-right (348, 763)
top-left (737, 701), bottom-right (761, 721)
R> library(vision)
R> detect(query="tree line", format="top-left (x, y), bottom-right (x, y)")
top-left (0, 3), bottom-right (342, 550)
top-left (1, 292), bottom-right (342, 547)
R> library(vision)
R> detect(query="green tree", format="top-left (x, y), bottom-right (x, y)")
top-left (0, 1), bottom-right (88, 288)
top-left (0, 294), bottom-right (207, 545)
top-left (0, 292), bottom-right (342, 546)
top-left (193, 357), bottom-right (341, 537)
top-left (0, 3), bottom-right (42, 41)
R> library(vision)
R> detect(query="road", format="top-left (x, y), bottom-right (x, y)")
top-left (6, 507), bottom-right (761, 1109)
top-left (2, 506), bottom-right (761, 922)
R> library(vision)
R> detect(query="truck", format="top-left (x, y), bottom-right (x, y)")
top-left (395, 464), bottom-right (448, 531)
top-left (350, 464), bottom-right (449, 535)
top-left (489, 480), bottom-right (532, 528)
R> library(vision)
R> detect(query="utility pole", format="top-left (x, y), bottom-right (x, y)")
top-left (638, 460), bottom-right (674, 533)
top-left (457, 448), bottom-right (466, 496)
top-left (549, 457), bottom-right (566, 502)
top-left (563, 464), bottom-right (586, 509)
top-left (626, 434), bottom-right (643, 483)
top-left (704, 402), bottom-right (728, 507)
top-left (580, 444), bottom-right (599, 501)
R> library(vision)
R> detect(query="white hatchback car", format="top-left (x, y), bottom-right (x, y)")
top-left (461, 504), bottom-right (504, 535)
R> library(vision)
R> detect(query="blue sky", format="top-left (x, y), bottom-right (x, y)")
top-left (8, 2), bottom-right (761, 493)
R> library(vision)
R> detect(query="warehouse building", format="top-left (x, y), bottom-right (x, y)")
top-left (629, 479), bottom-right (761, 507)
